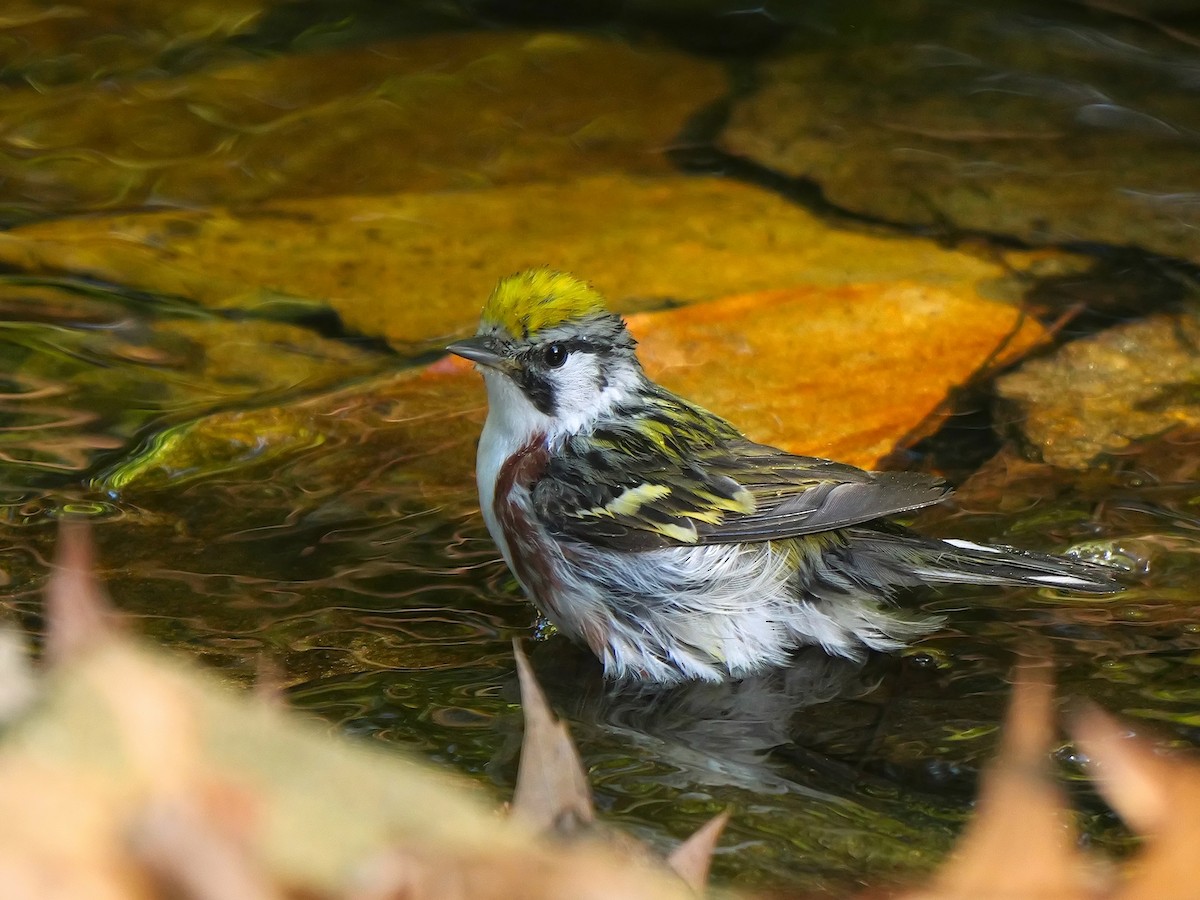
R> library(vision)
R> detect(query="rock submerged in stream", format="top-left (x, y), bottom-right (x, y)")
top-left (718, 3), bottom-right (1200, 265)
top-left (0, 31), bottom-right (725, 222)
top-left (995, 311), bottom-right (1200, 469)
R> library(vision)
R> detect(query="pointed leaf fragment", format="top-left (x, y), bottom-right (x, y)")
top-left (1072, 704), bottom-right (1169, 835)
top-left (44, 519), bottom-right (120, 665)
top-left (667, 809), bottom-right (731, 893)
top-left (925, 659), bottom-right (1091, 900)
top-left (1072, 705), bottom-right (1200, 900)
top-left (510, 640), bottom-right (594, 836)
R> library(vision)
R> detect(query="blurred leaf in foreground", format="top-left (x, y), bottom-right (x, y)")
top-left (0, 523), bottom-right (705, 899)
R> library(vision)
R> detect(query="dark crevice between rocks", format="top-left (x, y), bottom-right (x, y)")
top-left (669, 95), bottom-right (922, 234)
top-left (879, 256), bottom-right (1197, 479)
top-left (1022, 252), bottom-right (1200, 340)
top-left (232, 0), bottom-right (483, 58)
top-left (883, 387), bottom-right (1002, 483)
top-left (669, 72), bottom-right (1200, 310)
top-left (904, 254), bottom-right (1198, 478)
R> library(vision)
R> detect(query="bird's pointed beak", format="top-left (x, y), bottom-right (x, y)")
top-left (446, 335), bottom-right (507, 370)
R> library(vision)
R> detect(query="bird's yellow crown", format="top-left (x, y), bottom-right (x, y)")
top-left (482, 268), bottom-right (609, 339)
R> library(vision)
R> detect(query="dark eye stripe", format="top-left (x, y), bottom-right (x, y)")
top-left (560, 338), bottom-right (602, 354)
top-left (518, 368), bottom-right (556, 415)
top-left (515, 338), bottom-right (612, 416)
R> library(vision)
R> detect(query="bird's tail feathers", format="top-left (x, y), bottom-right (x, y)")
top-left (859, 531), bottom-right (1124, 594)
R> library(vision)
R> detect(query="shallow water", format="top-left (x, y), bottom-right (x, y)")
top-left (2, 0), bottom-right (1200, 893)
top-left (1, 273), bottom-right (1196, 890)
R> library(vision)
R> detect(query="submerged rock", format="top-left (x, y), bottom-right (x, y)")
top-left (0, 31), bottom-right (725, 222)
top-left (720, 2), bottom-right (1200, 263)
top-left (0, 174), bottom-right (1076, 351)
top-left (0, 0), bottom-right (275, 85)
top-left (995, 311), bottom-right (1200, 469)
top-left (0, 279), bottom-right (382, 484)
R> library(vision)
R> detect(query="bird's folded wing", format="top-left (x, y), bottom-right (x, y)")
top-left (533, 436), bottom-right (951, 551)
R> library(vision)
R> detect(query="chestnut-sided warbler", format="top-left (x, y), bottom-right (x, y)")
top-left (448, 269), bottom-right (1119, 684)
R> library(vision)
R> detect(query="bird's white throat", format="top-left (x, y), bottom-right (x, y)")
top-left (475, 370), bottom-right (549, 573)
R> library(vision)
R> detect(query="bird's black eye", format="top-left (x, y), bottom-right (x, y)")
top-left (542, 343), bottom-right (568, 368)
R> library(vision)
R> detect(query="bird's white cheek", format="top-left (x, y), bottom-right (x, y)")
top-left (549, 355), bottom-right (641, 435)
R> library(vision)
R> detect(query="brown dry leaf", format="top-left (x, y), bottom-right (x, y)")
top-left (510, 642), bottom-right (731, 894)
top-left (510, 640), bottom-right (595, 836)
top-left (0, 521), bottom-right (278, 900)
top-left (348, 841), bottom-right (698, 900)
top-left (129, 800), bottom-right (285, 900)
top-left (89, 639), bottom-right (205, 798)
top-left (12, 650), bottom-right (517, 894)
top-left (253, 655), bottom-right (287, 708)
top-left (80, 567), bottom-right (281, 900)
top-left (44, 519), bottom-right (121, 665)
top-left (667, 809), bottom-right (732, 894)
top-left (1073, 706), bottom-right (1200, 900)
top-left (0, 761), bottom-right (154, 900)
top-left (911, 660), bottom-right (1095, 900)
top-left (0, 175), bottom-right (1070, 350)
top-left (0, 529), bottom-right (702, 899)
